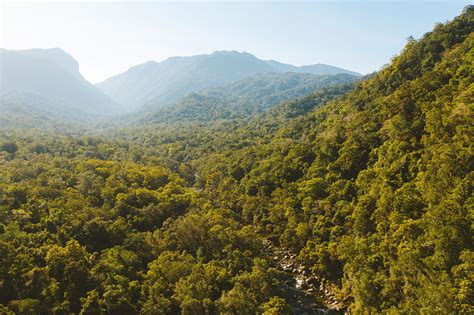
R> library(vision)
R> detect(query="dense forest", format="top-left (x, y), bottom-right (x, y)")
top-left (0, 6), bottom-right (473, 314)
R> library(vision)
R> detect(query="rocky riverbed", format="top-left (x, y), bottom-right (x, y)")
top-left (264, 240), bottom-right (348, 314)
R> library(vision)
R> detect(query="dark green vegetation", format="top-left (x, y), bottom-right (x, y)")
top-left (0, 7), bottom-right (473, 314)
top-left (0, 136), bottom-right (290, 314)
top-left (139, 72), bottom-right (357, 123)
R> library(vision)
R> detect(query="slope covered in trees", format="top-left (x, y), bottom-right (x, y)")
top-left (0, 81), bottom-right (353, 313)
top-left (193, 7), bottom-right (474, 312)
top-left (138, 72), bottom-right (357, 123)
top-left (0, 6), bottom-right (472, 314)
top-left (0, 132), bottom-right (296, 314)
top-left (96, 50), bottom-right (360, 111)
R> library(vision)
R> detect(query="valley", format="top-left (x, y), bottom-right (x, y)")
top-left (0, 5), bottom-right (472, 315)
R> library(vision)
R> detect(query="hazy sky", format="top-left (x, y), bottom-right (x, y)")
top-left (1, 1), bottom-right (470, 83)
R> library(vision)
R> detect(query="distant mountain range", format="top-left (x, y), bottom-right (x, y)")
top-left (0, 48), bottom-right (118, 115)
top-left (264, 59), bottom-right (361, 76)
top-left (96, 51), bottom-right (361, 111)
top-left (0, 48), bottom-right (361, 118)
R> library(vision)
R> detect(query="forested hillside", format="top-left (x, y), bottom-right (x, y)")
top-left (96, 50), bottom-right (359, 111)
top-left (0, 6), bottom-right (472, 315)
top-left (0, 70), bottom-right (356, 314)
top-left (139, 72), bottom-right (357, 123)
top-left (0, 133), bottom-right (294, 314)
top-left (193, 7), bottom-right (474, 313)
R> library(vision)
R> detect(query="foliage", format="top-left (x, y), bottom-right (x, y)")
top-left (0, 6), bottom-right (472, 314)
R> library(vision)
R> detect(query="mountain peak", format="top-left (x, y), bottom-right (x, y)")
top-left (212, 50), bottom-right (251, 55)
top-left (0, 48), bottom-right (118, 114)
top-left (97, 51), bottom-right (360, 111)
top-left (137, 60), bottom-right (159, 69)
top-left (210, 50), bottom-right (258, 60)
top-left (8, 47), bottom-right (82, 79)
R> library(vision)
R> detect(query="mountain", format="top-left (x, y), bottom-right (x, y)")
top-left (264, 60), bottom-right (361, 76)
top-left (0, 91), bottom-right (76, 129)
top-left (192, 6), bottom-right (474, 313)
top-left (96, 51), bottom-right (361, 111)
top-left (0, 6), bottom-right (472, 315)
top-left (0, 48), bottom-right (118, 115)
top-left (139, 72), bottom-right (358, 123)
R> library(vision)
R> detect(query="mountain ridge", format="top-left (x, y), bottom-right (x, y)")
top-left (137, 72), bottom-right (358, 123)
top-left (96, 50), bottom-right (361, 111)
top-left (0, 48), bottom-right (119, 115)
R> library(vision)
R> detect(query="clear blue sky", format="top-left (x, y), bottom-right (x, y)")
top-left (1, 1), bottom-right (470, 83)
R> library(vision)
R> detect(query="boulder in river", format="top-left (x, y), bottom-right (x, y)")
top-left (296, 278), bottom-right (309, 290)
top-left (306, 276), bottom-right (320, 287)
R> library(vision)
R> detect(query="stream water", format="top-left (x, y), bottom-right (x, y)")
top-left (264, 240), bottom-right (347, 314)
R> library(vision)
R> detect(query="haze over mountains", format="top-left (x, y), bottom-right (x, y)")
top-left (0, 5), bottom-right (472, 314)
top-left (0, 48), bottom-right (360, 119)
top-left (0, 48), bottom-right (118, 115)
top-left (96, 50), bottom-right (361, 111)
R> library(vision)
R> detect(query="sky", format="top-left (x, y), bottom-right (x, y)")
top-left (1, 1), bottom-right (470, 83)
